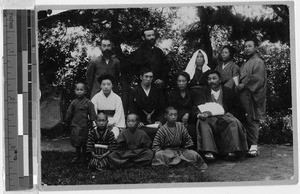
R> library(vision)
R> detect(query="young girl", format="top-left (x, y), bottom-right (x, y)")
top-left (65, 82), bottom-right (97, 163)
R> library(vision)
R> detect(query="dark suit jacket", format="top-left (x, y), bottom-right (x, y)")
top-left (193, 86), bottom-right (242, 118)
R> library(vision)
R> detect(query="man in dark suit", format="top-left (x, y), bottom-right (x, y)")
top-left (193, 70), bottom-right (248, 161)
top-left (87, 37), bottom-right (120, 98)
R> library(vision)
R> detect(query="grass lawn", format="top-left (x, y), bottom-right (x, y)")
top-left (41, 151), bottom-right (212, 185)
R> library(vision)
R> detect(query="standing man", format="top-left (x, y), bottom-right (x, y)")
top-left (87, 37), bottom-right (120, 98)
top-left (132, 28), bottom-right (169, 88)
top-left (236, 38), bottom-right (267, 157)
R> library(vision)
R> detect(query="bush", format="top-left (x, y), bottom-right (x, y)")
top-left (259, 113), bottom-right (293, 145)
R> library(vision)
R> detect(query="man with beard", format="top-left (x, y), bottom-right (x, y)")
top-left (87, 37), bottom-right (120, 98)
top-left (131, 28), bottom-right (169, 88)
top-left (235, 38), bottom-right (267, 157)
top-left (194, 70), bottom-right (248, 161)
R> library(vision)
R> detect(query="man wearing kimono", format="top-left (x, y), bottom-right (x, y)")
top-left (86, 37), bottom-right (120, 98)
top-left (236, 38), bottom-right (267, 157)
top-left (128, 67), bottom-right (166, 140)
top-left (108, 113), bottom-right (153, 168)
top-left (194, 70), bottom-right (248, 161)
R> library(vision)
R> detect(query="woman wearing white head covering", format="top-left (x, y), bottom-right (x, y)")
top-left (185, 49), bottom-right (211, 90)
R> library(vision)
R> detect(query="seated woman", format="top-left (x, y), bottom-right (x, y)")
top-left (194, 70), bottom-right (248, 161)
top-left (91, 74), bottom-right (126, 138)
top-left (108, 113), bottom-right (153, 169)
top-left (185, 49), bottom-right (211, 91)
top-left (167, 71), bottom-right (197, 148)
top-left (214, 45), bottom-right (239, 89)
top-left (152, 106), bottom-right (207, 169)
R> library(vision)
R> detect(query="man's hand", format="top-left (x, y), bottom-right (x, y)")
top-left (155, 121), bottom-right (162, 128)
top-left (235, 83), bottom-right (245, 92)
top-left (154, 79), bottom-right (164, 86)
top-left (197, 111), bottom-right (212, 119)
top-left (137, 122), bottom-right (144, 128)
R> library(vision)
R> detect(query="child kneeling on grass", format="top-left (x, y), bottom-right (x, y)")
top-left (151, 106), bottom-right (207, 169)
top-left (86, 112), bottom-right (117, 171)
top-left (107, 113), bottom-right (153, 169)
top-left (65, 82), bottom-right (96, 163)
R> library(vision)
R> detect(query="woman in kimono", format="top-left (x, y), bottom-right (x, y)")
top-left (214, 45), bottom-right (239, 89)
top-left (152, 107), bottom-right (207, 169)
top-left (91, 74), bottom-right (126, 138)
top-left (167, 71), bottom-right (197, 148)
top-left (185, 49), bottom-right (211, 91)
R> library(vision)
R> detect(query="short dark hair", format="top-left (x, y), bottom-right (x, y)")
top-left (207, 70), bottom-right (222, 79)
top-left (245, 37), bottom-right (259, 47)
top-left (74, 82), bottom-right (88, 91)
top-left (97, 111), bottom-right (108, 120)
top-left (176, 71), bottom-right (190, 83)
top-left (126, 113), bottom-right (140, 122)
top-left (140, 67), bottom-right (153, 76)
top-left (141, 28), bottom-right (155, 37)
top-left (97, 74), bottom-right (115, 85)
top-left (100, 36), bottom-right (112, 45)
top-left (165, 106), bottom-right (177, 114)
top-left (221, 45), bottom-right (235, 59)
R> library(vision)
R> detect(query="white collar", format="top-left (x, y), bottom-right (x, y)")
top-left (211, 89), bottom-right (221, 100)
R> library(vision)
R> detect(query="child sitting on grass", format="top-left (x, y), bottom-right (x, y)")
top-left (152, 106), bottom-right (207, 169)
top-left (65, 82), bottom-right (96, 163)
top-left (108, 113), bottom-right (153, 169)
top-left (86, 112), bottom-right (117, 171)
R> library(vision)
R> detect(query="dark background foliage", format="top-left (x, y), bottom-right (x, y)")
top-left (38, 5), bottom-right (292, 144)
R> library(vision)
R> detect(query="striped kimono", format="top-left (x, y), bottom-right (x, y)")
top-left (152, 122), bottom-right (206, 168)
top-left (86, 127), bottom-right (116, 170)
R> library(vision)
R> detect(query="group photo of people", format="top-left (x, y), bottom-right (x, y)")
top-left (39, 4), bottom-right (293, 186)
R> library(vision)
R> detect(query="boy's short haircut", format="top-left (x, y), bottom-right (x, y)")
top-left (126, 113), bottom-right (140, 123)
top-left (245, 37), bottom-right (259, 47)
top-left (207, 70), bottom-right (222, 79)
top-left (97, 111), bottom-right (108, 120)
top-left (97, 74), bottom-right (115, 85)
top-left (75, 82), bottom-right (88, 91)
top-left (165, 106), bottom-right (177, 114)
top-left (140, 67), bottom-right (153, 76)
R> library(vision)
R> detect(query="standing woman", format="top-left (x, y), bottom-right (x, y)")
top-left (185, 49), bottom-right (211, 91)
top-left (215, 45), bottom-right (239, 89)
top-left (167, 71), bottom-right (197, 147)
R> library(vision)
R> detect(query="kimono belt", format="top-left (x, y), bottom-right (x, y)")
top-left (97, 110), bottom-right (116, 117)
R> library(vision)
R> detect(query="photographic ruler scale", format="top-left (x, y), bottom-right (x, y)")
top-left (3, 9), bottom-right (36, 191)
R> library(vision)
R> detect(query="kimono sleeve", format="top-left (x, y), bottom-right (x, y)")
top-left (181, 124), bottom-right (194, 149)
top-left (65, 100), bottom-right (75, 124)
top-left (152, 127), bottom-right (165, 153)
top-left (247, 59), bottom-right (266, 93)
top-left (88, 101), bottom-right (97, 121)
top-left (86, 129), bottom-right (95, 152)
top-left (140, 130), bottom-right (152, 148)
top-left (111, 96), bottom-right (126, 128)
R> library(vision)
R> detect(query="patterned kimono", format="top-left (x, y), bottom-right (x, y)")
top-left (91, 90), bottom-right (126, 138)
top-left (108, 128), bottom-right (153, 169)
top-left (65, 97), bottom-right (96, 147)
top-left (152, 122), bottom-right (206, 167)
top-left (86, 127), bottom-right (116, 170)
top-left (215, 60), bottom-right (240, 89)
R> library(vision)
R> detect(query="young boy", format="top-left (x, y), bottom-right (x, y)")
top-left (107, 113), bottom-right (153, 169)
top-left (86, 112), bottom-right (117, 171)
top-left (65, 82), bottom-right (96, 163)
top-left (152, 106), bottom-right (207, 168)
